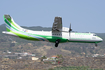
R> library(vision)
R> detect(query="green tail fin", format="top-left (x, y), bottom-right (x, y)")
top-left (3, 15), bottom-right (22, 32)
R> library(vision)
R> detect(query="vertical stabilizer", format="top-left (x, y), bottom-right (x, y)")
top-left (3, 15), bottom-right (22, 32)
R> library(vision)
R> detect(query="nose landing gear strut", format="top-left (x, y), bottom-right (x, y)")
top-left (95, 43), bottom-right (97, 47)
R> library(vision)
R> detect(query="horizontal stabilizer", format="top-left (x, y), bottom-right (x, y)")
top-left (2, 31), bottom-right (18, 37)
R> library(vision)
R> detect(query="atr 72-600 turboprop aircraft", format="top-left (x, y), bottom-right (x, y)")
top-left (2, 15), bottom-right (103, 47)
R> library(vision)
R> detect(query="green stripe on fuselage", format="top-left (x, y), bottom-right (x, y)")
top-left (9, 30), bottom-right (40, 41)
top-left (35, 34), bottom-right (68, 43)
top-left (68, 40), bottom-right (101, 43)
top-left (75, 33), bottom-right (91, 35)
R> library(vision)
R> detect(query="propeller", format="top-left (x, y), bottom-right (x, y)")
top-left (69, 23), bottom-right (72, 36)
top-left (69, 23), bottom-right (72, 32)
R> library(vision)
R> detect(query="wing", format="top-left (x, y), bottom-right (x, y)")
top-left (52, 17), bottom-right (62, 32)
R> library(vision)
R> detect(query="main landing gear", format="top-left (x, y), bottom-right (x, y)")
top-left (55, 39), bottom-right (60, 47)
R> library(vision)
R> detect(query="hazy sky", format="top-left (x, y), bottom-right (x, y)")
top-left (0, 0), bottom-right (105, 33)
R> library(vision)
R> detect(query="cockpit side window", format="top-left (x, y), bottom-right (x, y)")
top-left (93, 34), bottom-right (97, 36)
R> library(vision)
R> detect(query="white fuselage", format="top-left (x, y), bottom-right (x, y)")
top-left (24, 29), bottom-right (103, 43)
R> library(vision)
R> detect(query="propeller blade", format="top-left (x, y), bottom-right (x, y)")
top-left (69, 23), bottom-right (72, 36)
top-left (69, 23), bottom-right (72, 32)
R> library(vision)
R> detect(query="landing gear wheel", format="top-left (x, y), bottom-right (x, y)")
top-left (95, 43), bottom-right (97, 47)
top-left (55, 43), bottom-right (58, 47)
top-left (55, 39), bottom-right (60, 47)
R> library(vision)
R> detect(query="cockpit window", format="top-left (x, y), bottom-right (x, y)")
top-left (93, 34), bottom-right (97, 36)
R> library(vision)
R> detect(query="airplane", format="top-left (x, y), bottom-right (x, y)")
top-left (2, 15), bottom-right (103, 47)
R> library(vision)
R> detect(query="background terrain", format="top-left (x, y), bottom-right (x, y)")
top-left (0, 24), bottom-right (105, 69)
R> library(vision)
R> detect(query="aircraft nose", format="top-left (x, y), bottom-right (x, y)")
top-left (100, 38), bottom-right (103, 42)
top-left (98, 37), bottom-right (103, 42)
top-left (96, 36), bottom-right (103, 42)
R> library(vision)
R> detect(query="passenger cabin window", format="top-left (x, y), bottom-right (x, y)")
top-left (53, 34), bottom-right (62, 36)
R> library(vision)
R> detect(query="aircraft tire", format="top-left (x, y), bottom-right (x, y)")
top-left (55, 39), bottom-right (60, 47)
